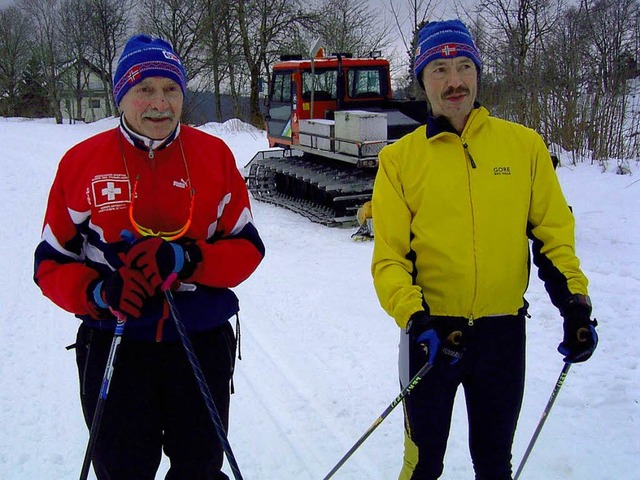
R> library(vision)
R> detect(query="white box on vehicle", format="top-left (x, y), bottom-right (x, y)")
top-left (299, 119), bottom-right (335, 151)
top-left (334, 110), bottom-right (387, 157)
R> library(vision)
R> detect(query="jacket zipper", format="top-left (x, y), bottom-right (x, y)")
top-left (148, 138), bottom-right (158, 159)
top-left (462, 137), bottom-right (479, 323)
top-left (463, 142), bottom-right (476, 168)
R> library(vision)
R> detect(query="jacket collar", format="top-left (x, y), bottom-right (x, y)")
top-left (425, 102), bottom-right (484, 139)
top-left (119, 116), bottom-right (180, 154)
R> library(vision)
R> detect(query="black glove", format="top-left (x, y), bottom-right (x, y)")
top-left (89, 267), bottom-right (156, 319)
top-left (407, 312), bottom-right (465, 365)
top-left (558, 295), bottom-right (598, 363)
top-left (125, 237), bottom-right (202, 291)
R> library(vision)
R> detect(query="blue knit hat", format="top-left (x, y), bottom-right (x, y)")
top-left (414, 20), bottom-right (482, 81)
top-left (113, 34), bottom-right (187, 106)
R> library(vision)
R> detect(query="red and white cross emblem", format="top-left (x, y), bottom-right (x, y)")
top-left (101, 181), bottom-right (122, 201)
top-left (441, 44), bottom-right (457, 56)
top-left (127, 67), bottom-right (140, 84)
top-left (91, 177), bottom-right (129, 207)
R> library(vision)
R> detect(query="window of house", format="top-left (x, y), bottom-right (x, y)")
top-left (90, 99), bottom-right (101, 109)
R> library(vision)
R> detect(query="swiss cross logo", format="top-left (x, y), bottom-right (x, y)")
top-left (126, 67), bottom-right (140, 84)
top-left (101, 182), bottom-right (121, 200)
top-left (441, 44), bottom-right (457, 56)
top-left (91, 176), bottom-right (130, 208)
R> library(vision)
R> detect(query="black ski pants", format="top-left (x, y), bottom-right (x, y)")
top-left (75, 321), bottom-right (236, 480)
top-left (400, 315), bottom-right (526, 480)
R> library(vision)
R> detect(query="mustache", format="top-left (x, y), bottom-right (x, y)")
top-left (442, 86), bottom-right (470, 98)
top-left (142, 110), bottom-right (175, 120)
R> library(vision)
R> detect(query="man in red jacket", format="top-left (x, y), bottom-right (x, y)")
top-left (34, 34), bottom-right (264, 480)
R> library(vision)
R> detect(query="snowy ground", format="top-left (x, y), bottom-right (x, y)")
top-left (0, 116), bottom-right (638, 479)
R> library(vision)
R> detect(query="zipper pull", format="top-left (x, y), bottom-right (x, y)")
top-left (463, 142), bottom-right (476, 168)
top-left (468, 315), bottom-right (475, 327)
top-left (148, 148), bottom-right (155, 159)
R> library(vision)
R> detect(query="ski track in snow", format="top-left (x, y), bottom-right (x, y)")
top-left (235, 326), bottom-right (325, 479)
top-left (230, 203), bottom-right (405, 480)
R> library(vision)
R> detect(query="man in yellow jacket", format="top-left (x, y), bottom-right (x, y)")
top-left (371, 19), bottom-right (598, 480)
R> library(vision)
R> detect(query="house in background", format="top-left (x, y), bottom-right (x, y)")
top-left (57, 58), bottom-right (111, 123)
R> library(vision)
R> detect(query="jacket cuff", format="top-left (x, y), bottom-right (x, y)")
top-left (405, 310), bottom-right (428, 333)
top-left (84, 278), bottom-right (109, 319)
top-left (177, 240), bottom-right (203, 280)
top-left (87, 278), bottom-right (108, 309)
top-left (561, 294), bottom-right (592, 317)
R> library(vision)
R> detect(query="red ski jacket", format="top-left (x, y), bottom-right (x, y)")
top-left (34, 124), bottom-right (265, 340)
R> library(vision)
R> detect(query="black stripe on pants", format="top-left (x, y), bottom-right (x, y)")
top-left (75, 321), bottom-right (236, 480)
top-left (400, 315), bottom-right (526, 480)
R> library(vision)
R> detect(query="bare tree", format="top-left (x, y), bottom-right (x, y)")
top-left (137, 0), bottom-right (208, 81)
top-left (474, 0), bottom-right (565, 130)
top-left (235, 0), bottom-right (305, 126)
top-left (58, 0), bottom-right (94, 122)
top-left (305, 0), bottom-right (392, 57)
top-left (387, 0), bottom-right (440, 99)
top-left (581, 0), bottom-right (640, 161)
top-left (536, 5), bottom-right (592, 161)
top-left (201, 7), bottom-right (229, 122)
top-left (0, 6), bottom-right (32, 116)
top-left (198, 0), bottom-right (245, 121)
top-left (85, 0), bottom-right (133, 116)
top-left (19, 0), bottom-right (64, 123)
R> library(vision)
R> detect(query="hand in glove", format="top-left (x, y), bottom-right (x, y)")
top-left (89, 267), bottom-right (155, 319)
top-left (407, 312), bottom-right (465, 365)
top-left (124, 237), bottom-right (202, 291)
top-left (558, 294), bottom-right (598, 363)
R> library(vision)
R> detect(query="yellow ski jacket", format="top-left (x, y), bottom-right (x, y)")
top-left (371, 106), bottom-right (588, 329)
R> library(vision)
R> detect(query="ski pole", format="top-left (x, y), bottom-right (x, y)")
top-left (79, 314), bottom-right (127, 480)
top-left (514, 362), bottom-right (572, 480)
top-left (163, 278), bottom-right (244, 480)
top-left (322, 360), bottom-right (434, 480)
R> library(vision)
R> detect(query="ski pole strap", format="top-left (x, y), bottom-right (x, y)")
top-left (322, 360), bottom-right (434, 480)
top-left (161, 272), bottom-right (179, 292)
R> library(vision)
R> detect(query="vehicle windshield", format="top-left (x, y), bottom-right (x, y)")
top-left (347, 67), bottom-right (385, 98)
top-left (301, 69), bottom-right (338, 100)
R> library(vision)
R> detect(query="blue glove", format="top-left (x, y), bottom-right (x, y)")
top-left (408, 312), bottom-right (465, 365)
top-left (558, 295), bottom-right (598, 363)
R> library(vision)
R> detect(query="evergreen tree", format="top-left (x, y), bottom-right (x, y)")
top-left (17, 55), bottom-right (52, 118)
